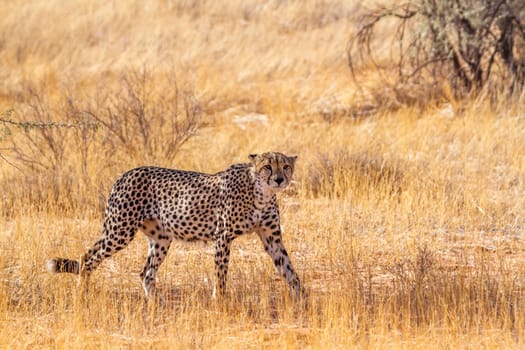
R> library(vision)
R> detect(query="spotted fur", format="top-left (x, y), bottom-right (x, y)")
top-left (47, 152), bottom-right (301, 298)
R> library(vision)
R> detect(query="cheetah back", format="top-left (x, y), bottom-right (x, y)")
top-left (105, 164), bottom-right (258, 242)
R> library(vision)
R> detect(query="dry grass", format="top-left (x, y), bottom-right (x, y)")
top-left (1, 1), bottom-right (525, 349)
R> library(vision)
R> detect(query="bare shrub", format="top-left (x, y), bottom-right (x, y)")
top-left (387, 246), bottom-right (437, 325)
top-left (386, 246), bottom-right (518, 329)
top-left (84, 67), bottom-right (202, 164)
top-left (2, 84), bottom-right (99, 172)
top-left (348, 0), bottom-right (525, 102)
top-left (0, 85), bottom-right (100, 213)
top-left (306, 150), bottom-right (404, 199)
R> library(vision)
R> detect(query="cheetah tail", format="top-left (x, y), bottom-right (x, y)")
top-left (46, 257), bottom-right (81, 274)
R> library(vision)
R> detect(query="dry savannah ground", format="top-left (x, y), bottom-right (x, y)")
top-left (1, 1), bottom-right (525, 349)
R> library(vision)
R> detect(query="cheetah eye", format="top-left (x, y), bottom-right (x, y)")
top-left (283, 165), bottom-right (291, 171)
top-left (262, 165), bottom-right (272, 172)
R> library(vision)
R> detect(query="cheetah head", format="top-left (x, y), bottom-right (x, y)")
top-left (249, 152), bottom-right (297, 191)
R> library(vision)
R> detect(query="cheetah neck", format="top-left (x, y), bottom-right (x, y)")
top-left (253, 177), bottom-right (276, 209)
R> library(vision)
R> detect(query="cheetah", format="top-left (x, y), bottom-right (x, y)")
top-left (47, 152), bottom-right (302, 299)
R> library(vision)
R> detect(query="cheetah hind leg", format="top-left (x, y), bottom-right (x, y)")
top-left (140, 236), bottom-right (172, 300)
top-left (212, 235), bottom-right (231, 300)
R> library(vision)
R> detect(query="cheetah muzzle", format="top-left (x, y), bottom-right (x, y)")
top-left (47, 152), bottom-right (302, 299)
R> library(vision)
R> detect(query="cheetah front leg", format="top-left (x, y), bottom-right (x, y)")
top-left (257, 227), bottom-right (301, 299)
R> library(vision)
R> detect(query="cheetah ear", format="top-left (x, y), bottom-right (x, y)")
top-left (288, 155), bottom-right (298, 165)
top-left (249, 154), bottom-right (259, 163)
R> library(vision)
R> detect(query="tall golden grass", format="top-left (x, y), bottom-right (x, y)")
top-left (1, 1), bottom-right (525, 348)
